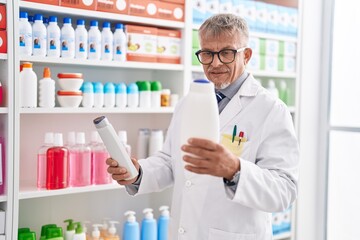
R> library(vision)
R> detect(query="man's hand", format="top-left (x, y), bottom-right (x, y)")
top-left (106, 158), bottom-right (140, 185)
top-left (181, 138), bottom-right (240, 180)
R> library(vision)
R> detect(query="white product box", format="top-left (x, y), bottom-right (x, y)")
top-left (249, 37), bottom-right (260, 53)
top-left (288, 7), bottom-right (298, 36)
top-left (266, 39), bottom-right (279, 56)
top-left (219, 0), bottom-right (232, 14)
top-left (193, 0), bottom-right (206, 24)
top-left (265, 55), bottom-right (278, 72)
top-left (243, 0), bottom-right (256, 31)
top-left (205, 0), bottom-right (219, 19)
top-left (283, 57), bottom-right (296, 72)
top-left (278, 6), bottom-right (290, 35)
top-left (0, 209), bottom-right (4, 235)
top-left (266, 4), bottom-right (279, 34)
top-left (157, 29), bottom-right (181, 64)
top-left (248, 53), bottom-right (261, 71)
top-left (255, 1), bottom-right (267, 32)
top-left (282, 41), bottom-right (296, 57)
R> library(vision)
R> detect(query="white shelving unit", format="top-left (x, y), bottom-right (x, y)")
top-left (0, 53), bottom-right (7, 60)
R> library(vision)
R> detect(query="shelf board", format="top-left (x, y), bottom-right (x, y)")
top-left (0, 108), bottom-right (8, 114)
top-left (20, 1), bottom-right (185, 29)
top-left (0, 195), bottom-right (7, 203)
top-left (0, 0), bottom-right (6, 4)
top-left (0, 53), bottom-right (7, 60)
top-left (19, 183), bottom-right (124, 200)
top-left (20, 56), bottom-right (184, 71)
top-left (19, 107), bottom-right (175, 114)
top-left (273, 231), bottom-right (292, 240)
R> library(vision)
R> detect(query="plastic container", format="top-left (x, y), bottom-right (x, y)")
top-left (160, 89), bottom-right (171, 107)
top-left (88, 20), bottom-right (101, 60)
top-left (20, 62), bottom-right (38, 108)
top-left (73, 222), bottom-right (86, 240)
top-left (37, 132), bottom-right (54, 189)
top-left (170, 94), bottom-right (179, 107)
top-left (46, 133), bottom-right (69, 190)
top-left (127, 83), bottom-right (139, 108)
top-left (39, 67), bottom-right (56, 108)
top-left (104, 82), bottom-right (115, 108)
top-left (61, 17), bottom-right (75, 59)
top-left (57, 73), bottom-right (84, 91)
top-left (19, 11), bottom-right (33, 56)
top-left (136, 128), bottom-right (150, 159)
top-left (118, 130), bottom-right (131, 155)
top-left (113, 23), bottom-right (127, 62)
top-left (148, 129), bottom-right (163, 156)
top-left (57, 90), bottom-right (83, 107)
top-left (93, 116), bottom-right (138, 180)
top-left (180, 80), bottom-right (220, 159)
top-left (64, 219), bottom-right (75, 240)
top-left (151, 81), bottom-right (162, 108)
top-left (91, 224), bottom-right (103, 240)
top-left (40, 224), bottom-right (57, 240)
top-left (93, 82), bottom-right (104, 108)
top-left (158, 206), bottom-right (170, 240)
top-left (32, 14), bottom-right (47, 57)
top-left (115, 82), bottom-right (127, 108)
top-left (89, 131), bottom-right (111, 185)
top-left (47, 16), bottom-right (61, 58)
top-left (75, 19), bottom-right (88, 59)
top-left (101, 22), bottom-right (113, 61)
top-left (140, 208), bottom-right (157, 240)
top-left (137, 81), bottom-right (151, 108)
top-left (81, 82), bottom-right (94, 108)
top-left (123, 211), bottom-right (140, 240)
top-left (106, 221), bottom-right (120, 240)
top-left (266, 79), bottom-right (279, 98)
top-left (46, 227), bottom-right (64, 240)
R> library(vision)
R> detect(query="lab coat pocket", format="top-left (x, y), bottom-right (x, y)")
top-left (208, 228), bottom-right (256, 240)
top-left (220, 133), bottom-right (248, 157)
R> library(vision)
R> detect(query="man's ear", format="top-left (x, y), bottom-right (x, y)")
top-left (244, 48), bottom-right (253, 65)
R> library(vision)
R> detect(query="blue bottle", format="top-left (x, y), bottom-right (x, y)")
top-left (157, 206), bottom-right (170, 240)
top-left (123, 211), bottom-right (140, 240)
top-left (140, 208), bottom-right (157, 240)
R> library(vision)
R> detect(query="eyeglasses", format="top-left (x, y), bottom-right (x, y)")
top-left (195, 47), bottom-right (248, 65)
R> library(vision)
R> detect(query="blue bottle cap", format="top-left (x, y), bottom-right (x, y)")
top-left (63, 17), bottom-right (71, 24)
top-left (34, 14), bottom-right (43, 21)
top-left (115, 83), bottom-right (127, 94)
top-left (77, 19), bottom-right (85, 26)
top-left (194, 79), bottom-right (210, 84)
top-left (92, 82), bottom-right (104, 93)
top-left (115, 23), bottom-right (124, 30)
top-left (104, 82), bottom-right (115, 93)
top-left (127, 83), bottom-right (139, 94)
top-left (28, 15), bottom-right (34, 23)
top-left (20, 12), bottom-right (28, 19)
top-left (49, 16), bottom-right (57, 23)
top-left (90, 20), bottom-right (98, 27)
top-left (81, 82), bottom-right (94, 93)
top-left (103, 22), bottom-right (111, 28)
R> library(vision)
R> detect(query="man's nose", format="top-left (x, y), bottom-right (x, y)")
top-left (211, 53), bottom-right (222, 67)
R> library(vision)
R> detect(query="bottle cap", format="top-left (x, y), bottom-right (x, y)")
top-left (28, 15), bottom-right (34, 23)
top-left (74, 222), bottom-right (83, 234)
top-left (22, 62), bottom-right (33, 69)
top-left (34, 14), bottom-right (43, 21)
top-left (91, 130), bottom-right (99, 143)
top-left (90, 20), bottom-right (98, 27)
top-left (151, 81), bottom-right (162, 91)
top-left (64, 219), bottom-right (75, 231)
top-left (115, 83), bottom-right (127, 94)
top-left (77, 19), bottom-right (85, 26)
top-left (20, 12), bottom-right (28, 19)
top-left (103, 22), bottom-right (111, 28)
top-left (159, 206), bottom-right (170, 217)
top-left (44, 132), bottom-right (54, 144)
top-left (40, 224), bottom-right (57, 237)
top-left (76, 132), bottom-right (86, 144)
top-left (18, 228), bottom-right (31, 234)
top-left (118, 130), bottom-right (128, 143)
top-left (54, 133), bottom-right (63, 146)
top-left (63, 17), bottom-right (71, 24)
top-left (143, 208), bottom-right (154, 219)
top-left (137, 81), bottom-right (151, 91)
top-left (46, 227), bottom-right (63, 239)
top-left (124, 211), bottom-right (136, 223)
top-left (49, 16), bottom-right (57, 23)
top-left (115, 23), bottom-right (124, 30)
top-left (43, 67), bottom-right (51, 78)
top-left (93, 82), bottom-right (104, 93)
top-left (43, 17), bottom-right (49, 25)
top-left (81, 82), bottom-right (94, 93)
top-left (161, 89), bottom-right (171, 95)
top-left (104, 82), bottom-right (115, 94)
top-left (127, 83), bottom-right (139, 94)
top-left (18, 232), bottom-right (36, 240)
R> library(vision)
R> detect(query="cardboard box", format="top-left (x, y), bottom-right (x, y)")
top-left (23, 0), bottom-right (59, 5)
top-left (0, 5), bottom-right (6, 30)
top-left (60, 0), bottom-right (96, 10)
top-left (159, 0), bottom-right (184, 4)
top-left (265, 39), bottom-right (279, 56)
top-left (157, 1), bottom-right (184, 22)
top-left (128, 0), bottom-right (158, 19)
top-left (157, 28), bottom-right (181, 64)
top-left (0, 30), bottom-right (7, 54)
top-left (96, 0), bottom-right (128, 15)
top-left (192, 0), bottom-right (206, 25)
top-left (126, 25), bottom-right (158, 62)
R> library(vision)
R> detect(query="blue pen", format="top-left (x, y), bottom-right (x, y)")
top-left (232, 125), bottom-right (237, 143)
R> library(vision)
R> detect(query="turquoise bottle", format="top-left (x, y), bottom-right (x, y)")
top-left (140, 208), bottom-right (157, 240)
top-left (157, 206), bottom-right (170, 240)
top-left (123, 211), bottom-right (140, 240)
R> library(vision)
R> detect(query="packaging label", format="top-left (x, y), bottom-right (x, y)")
top-left (0, 30), bottom-right (7, 54)
top-left (128, 0), bottom-right (158, 18)
top-left (126, 25), bottom-right (158, 62)
top-left (97, 0), bottom-right (128, 14)
top-left (23, 0), bottom-right (59, 5)
top-left (158, 1), bottom-right (184, 22)
top-left (60, 0), bottom-right (96, 10)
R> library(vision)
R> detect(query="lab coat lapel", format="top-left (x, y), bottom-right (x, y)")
top-left (219, 74), bottom-right (260, 131)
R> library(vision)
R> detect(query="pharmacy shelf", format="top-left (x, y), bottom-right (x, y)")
top-left (19, 107), bottom-right (175, 114)
top-left (19, 183), bottom-right (124, 200)
top-left (0, 0), bottom-right (6, 4)
top-left (273, 231), bottom-right (292, 240)
top-left (19, 1), bottom-right (185, 29)
top-left (0, 54), bottom-right (7, 60)
top-left (0, 195), bottom-right (7, 203)
top-left (20, 56), bottom-right (184, 71)
top-left (0, 108), bottom-right (8, 114)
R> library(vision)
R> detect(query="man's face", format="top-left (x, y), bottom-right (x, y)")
top-left (199, 32), bottom-right (251, 89)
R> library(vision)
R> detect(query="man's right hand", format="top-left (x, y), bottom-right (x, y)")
top-left (106, 158), bottom-right (140, 185)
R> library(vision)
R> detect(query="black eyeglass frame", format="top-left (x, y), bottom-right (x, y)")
top-left (195, 47), bottom-right (248, 65)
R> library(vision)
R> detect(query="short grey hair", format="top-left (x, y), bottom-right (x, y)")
top-left (198, 14), bottom-right (249, 46)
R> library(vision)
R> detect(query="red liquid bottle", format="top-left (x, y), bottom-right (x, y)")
top-left (46, 133), bottom-right (69, 190)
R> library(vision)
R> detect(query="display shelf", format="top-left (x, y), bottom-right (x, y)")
top-left (19, 1), bottom-right (185, 29)
top-left (0, 195), bottom-right (7, 203)
top-left (0, 54), bottom-right (7, 60)
top-left (273, 231), bottom-right (292, 240)
top-left (19, 107), bottom-right (175, 114)
top-left (0, 0), bottom-right (6, 4)
top-left (0, 108), bottom-right (8, 114)
top-left (19, 183), bottom-right (124, 200)
top-left (20, 56), bottom-right (185, 71)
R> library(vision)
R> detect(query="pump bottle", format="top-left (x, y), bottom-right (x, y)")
top-left (157, 206), bottom-right (170, 240)
top-left (106, 221), bottom-right (120, 240)
top-left (73, 222), bottom-right (86, 240)
top-left (140, 208), bottom-right (157, 240)
top-left (90, 224), bottom-right (103, 240)
top-left (64, 219), bottom-right (75, 240)
top-left (123, 211), bottom-right (140, 240)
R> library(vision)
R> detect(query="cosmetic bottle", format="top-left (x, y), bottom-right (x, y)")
top-left (123, 211), bottom-right (140, 240)
top-left (140, 208), bottom-right (157, 240)
top-left (158, 206), bottom-right (170, 240)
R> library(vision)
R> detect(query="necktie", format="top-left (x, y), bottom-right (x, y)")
top-left (216, 92), bottom-right (226, 104)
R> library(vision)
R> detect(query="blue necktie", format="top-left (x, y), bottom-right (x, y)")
top-left (216, 92), bottom-right (226, 104)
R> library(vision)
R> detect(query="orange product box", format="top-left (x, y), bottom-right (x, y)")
top-left (97, 0), bottom-right (128, 14)
top-left (126, 25), bottom-right (158, 63)
top-left (23, 0), bottom-right (59, 5)
top-left (128, 0), bottom-right (158, 19)
top-left (0, 30), bottom-right (7, 53)
top-left (157, 1), bottom-right (184, 22)
top-left (59, 0), bottom-right (96, 10)
top-left (157, 28), bottom-right (181, 64)
top-left (0, 4), bottom-right (6, 30)
top-left (159, 0), bottom-right (185, 5)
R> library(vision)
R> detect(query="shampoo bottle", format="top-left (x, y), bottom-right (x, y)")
top-left (140, 208), bottom-right (157, 240)
top-left (100, 219), bottom-right (110, 239)
top-left (157, 206), bottom-right (170, 240)
top-left (40, 224), bottom-right (57, 240)
top-left (266, 79), bottom-right (279, 98)
top-left (46, 227), bottom-right (64, 240)
top-left (106, 221), bottom-right (120, 240)
top-left (123, 211), bottom-right (140, 240)
top-left (90, 224), bottom-right (103, 240)
top-left (64, 219), bottom-right (75, 240)
top-left (73, 222), bottom-right (86, 240)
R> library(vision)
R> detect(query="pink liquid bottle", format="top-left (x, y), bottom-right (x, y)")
top-left (0, 137), bottom-right (5, 195)
top-left (46, 133), bottom-right (69, 190)
top-left (70, 132), bottom-right (91, 187)
top-left (37, 132), bottom-right (54, 189)
top-left (66, 131), bottom-right (77, 187)
top-left (89, 131), bottom-right (111, 185)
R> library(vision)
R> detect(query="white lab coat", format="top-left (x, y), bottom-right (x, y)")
top-left (128, 75), bottom-right (299, 240)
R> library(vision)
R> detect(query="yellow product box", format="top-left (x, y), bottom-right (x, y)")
top-left (23, 0), bottom-right (59, 5)
top-left (96, 0), bottom-right (128, 14)
top-left (128, 0), bottom-right (158, 19)
top-left (126, 25), bottom-right (158, 62)
top-left (157, 28), bottom-right (181, 64)
top-left (59, 0), bottom-right (97, 10)
top-left (157, 1), bottom-right (184, 22)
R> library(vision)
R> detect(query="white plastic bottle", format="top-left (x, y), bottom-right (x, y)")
top-left (115, 82), bottom-right (127, 108)
top-left (101, 22), bottom-right (113, 61)
top-left (81, 82), bottom-right (94, 108)
top-left (104, 82), bottom-right (115, 108)
top-left (138, 81), bottom-right (151, 108)
top-left (136, 128), bottom-right (150, 159)
top-left (93, 82), bottom-right (104, 108)
top-left (151, 81), bottom-right (162, 108)
top-left (46, 16), bottom-right (61, 58)
top-left (148, 129), bottom-right (163, 156)
top-left (266, 79), bottom-right (279, 98)
top-left (39, 67), bottom-right (55, 108)
top-left (93, 116), bottom-right (138, 180)
top-left (75, 19), bottom-right (88, 60)
top-left (126, 83), bottom-right (139, 108)
top-left (19, 11), bottom-right (32, 56)
top-left (113, 23), bottom-right (127, 62)
top-left (88, 20), bottom-right (101, 60)
top-left (20, 62), bottom-right (38, 108)
top-left (118, 130), bottom-right (131, 156)
top-left (180, 79), bottom-right (220, 159)
top-left (61, 17), bottom-right (75, 59)
top-left (32, 14), bottom-right (47, 57)
top-left (64, 219), bottom-right (76, 240)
